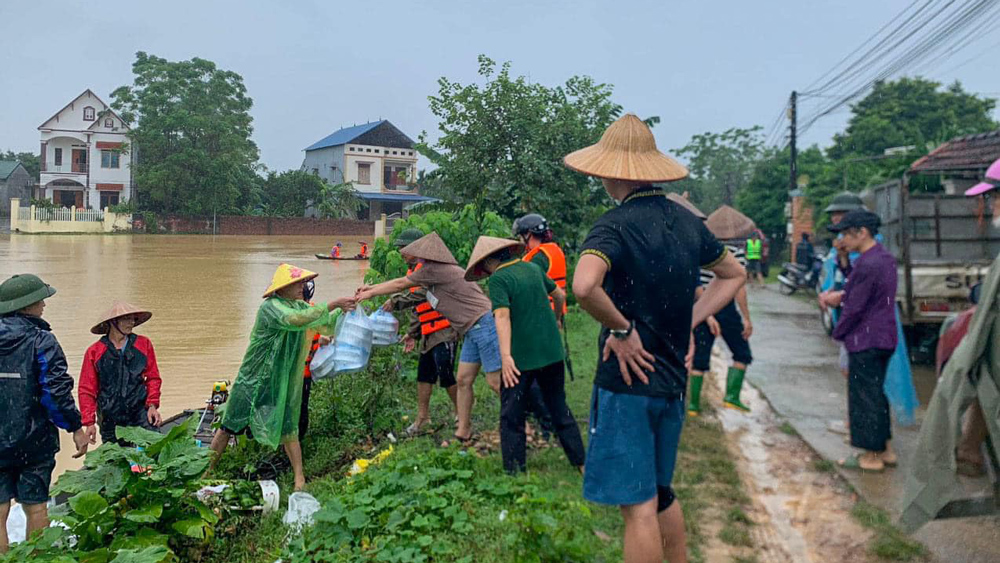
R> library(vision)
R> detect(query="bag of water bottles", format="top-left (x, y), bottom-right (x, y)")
top-left (309, 342), bottom-right (337, 380)
top-left (368, 309), bottom-right (400, 346)
top-left (331, 308), bottom-right (374, 375)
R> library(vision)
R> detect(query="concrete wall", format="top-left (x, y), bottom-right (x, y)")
top-left (152, 214), bottom-right (376, 236)
top-left (301, 145), bottom-right (345, 185)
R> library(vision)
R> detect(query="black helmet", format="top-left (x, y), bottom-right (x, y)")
top-left (512, 213), bottom-right (549, 237)
top-left (824, 193), bottom-right (865, 214)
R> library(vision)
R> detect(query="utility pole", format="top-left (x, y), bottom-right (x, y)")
top-left (789, 90), bottom-right (797, 192)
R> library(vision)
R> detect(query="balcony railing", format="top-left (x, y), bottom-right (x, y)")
top-left (383, 182), bottom-right (417, 192)
top-left (41, 163), bottom-right (88, 174)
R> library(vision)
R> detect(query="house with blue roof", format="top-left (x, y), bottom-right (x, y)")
top-left (301, 120), bottom-right (435, 219)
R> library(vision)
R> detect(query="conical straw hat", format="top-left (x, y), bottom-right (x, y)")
top-left (91, 301), bottom-right (153, 335)
top-left (666, 192), bottom-right (706, 219)
top-left (400, 232), bottom-right (458, 265)
top-left (706, 205), bottom-right (757, 241)
top-left (563, 114), bottom-right (689, 182)
top-left (465, 237), bottom-right (526, 281)
top-left (263, 263), bottom-right (319, 298)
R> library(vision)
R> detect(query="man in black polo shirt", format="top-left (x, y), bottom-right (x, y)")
top-left (566, 114), bottom-right (746, 563)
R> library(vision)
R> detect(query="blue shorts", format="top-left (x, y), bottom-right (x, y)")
top-left (583, 386), bottom-right (685, 506)
top-left (458, 312), bottom-right (502, 373)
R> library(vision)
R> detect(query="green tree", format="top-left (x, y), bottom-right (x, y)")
top-left (671, 126), bottom-right (766, 213)
top-left (1, 150), bottom-right (40, 179)
top-left (419, 55), bottom-right (622, 250)
top-left (260, 170), bottom-right (324, 217)
top-left (317, 181), bottom-right (363, 219)
top-left (110, 52), bottom-right (260, 216)
top-left (828, 78), bottom-right (997, 162)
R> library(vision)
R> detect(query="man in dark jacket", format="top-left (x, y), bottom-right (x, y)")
top-left (0, 274), bottom-right (89, 553)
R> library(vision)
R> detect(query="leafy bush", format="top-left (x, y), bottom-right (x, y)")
top-left (366, 204), bottom-right (509, 285)
top-left (285, 446), bottom-right (597, 563)
top-left (4, 418), bottom-right (220, 562)
top-left (109, 199), bottom-right (136, 214)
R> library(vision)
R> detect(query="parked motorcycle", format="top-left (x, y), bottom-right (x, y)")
top-left (777, 254), bottom-right (824, 296)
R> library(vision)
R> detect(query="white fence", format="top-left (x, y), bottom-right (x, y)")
top-left (76, 208), bottom-right (104, 222)
top-left (18, 207), bottom-right (31, 221)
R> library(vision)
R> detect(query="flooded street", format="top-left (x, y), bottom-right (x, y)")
top-left (1, 234), bottom-right (369, 478)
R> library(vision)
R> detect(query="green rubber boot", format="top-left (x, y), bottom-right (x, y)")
top-left (723, 367), bottom-right (751, 413)
top-left (687, 375), bottom-right (705, 417)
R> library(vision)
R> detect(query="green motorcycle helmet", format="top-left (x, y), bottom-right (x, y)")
top-left (823, 192), bottom-right (865, 214)
top-left (393, 228), bottom-right (425, 248)
top-left (0, 274), bottom-right (57, 315)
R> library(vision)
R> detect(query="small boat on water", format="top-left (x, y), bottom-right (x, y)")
top-left (315, 254), bottom-right (369, 261)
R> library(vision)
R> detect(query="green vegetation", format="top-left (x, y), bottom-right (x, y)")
top-left (418, 55), bottom-right (623, 251)
top-left (851, 502), bottom-right (928, 561)
top-left (193, 308), bottom-right (756, 562)
top-left (4, 419), bottom-right (218, 562)
top-left (813, 459), bottom-right (836, 473)
top-left (778, 421), bottom-right (797, 436)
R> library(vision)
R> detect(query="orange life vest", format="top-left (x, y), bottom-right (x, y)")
top-left (360, 244), bottom-right (368, 257)
top-left (407, 263), bottom-right (451, 336)
top-left (331, 246), bottom-right (341, 258)
top-left (303, 333), bottom-right (322, 379)
top-left (523, 242), bottom-right (567, 312)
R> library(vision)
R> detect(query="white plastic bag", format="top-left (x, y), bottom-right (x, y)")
top-left (309, 342), bottom-right (337, 380)
top-left (333, 308), bottom-right (373, 374)
top-left (283, 492), bottom-right (322, 530)
top-left (6, 503), bottom-right (26, 544)
top-left (368, 309), bottom-right (400, 346)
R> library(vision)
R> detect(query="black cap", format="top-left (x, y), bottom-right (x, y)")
top-left (827, 209), bottom-right (880, 234)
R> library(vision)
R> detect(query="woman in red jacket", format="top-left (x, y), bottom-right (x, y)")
top-left (79, 302), bottom-right (163, 446)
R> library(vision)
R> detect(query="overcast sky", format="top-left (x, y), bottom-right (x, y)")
top-left (2, 0), bottom-right (998, 171)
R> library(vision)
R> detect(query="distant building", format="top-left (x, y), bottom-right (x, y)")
top-left (301, 120), bottom-right (435, 219)
top-left (38, 89), bottom-right (132, 209)
top-left (0, 161), bottom-right (32, 220)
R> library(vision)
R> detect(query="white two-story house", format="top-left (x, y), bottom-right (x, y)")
top-left (38, 89), bottom-right (133, 210)
top-left (301, 120), bottom-right (435, 219)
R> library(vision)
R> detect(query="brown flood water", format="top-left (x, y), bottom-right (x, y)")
top-left (1, 234), bottom-right (370, 478)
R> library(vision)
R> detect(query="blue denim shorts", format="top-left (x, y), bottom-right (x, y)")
top-left (583, 386), bottom-right (685, 506)
top-left (458, 312), bottom-right (502, 373)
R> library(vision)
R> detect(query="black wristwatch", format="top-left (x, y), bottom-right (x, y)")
top-left (610, 320), bottom-right (634, 340)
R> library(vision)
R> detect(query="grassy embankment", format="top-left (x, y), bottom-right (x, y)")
top-left (204, 310), bottom-right (755, 563)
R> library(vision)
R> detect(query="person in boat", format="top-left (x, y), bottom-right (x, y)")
top-left (356, 241), bottom-right (369, 259)
top-left (381, 228), bottom-right (460, 436)
top-left (78, 302), bottom-right (163, 446)
top-left (210, 263), bottom-right (355, 490)
top-left (355, 232), bottom-right (502, 444)
top-left (0, 274), bottom-right (89, 553)
top-left (330, 242), bottom-right (343, 259)
top-left (465, 236), bottom-right (585, 474)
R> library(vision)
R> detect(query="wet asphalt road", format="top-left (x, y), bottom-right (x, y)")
top-left (745, 286), bottom-right (1000, 563)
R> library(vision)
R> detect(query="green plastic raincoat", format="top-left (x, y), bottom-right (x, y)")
top-left (221, 297), bottom-right (342, 448)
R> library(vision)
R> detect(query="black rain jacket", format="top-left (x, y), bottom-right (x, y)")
top-left (0, 313), bottom-right (82, 463)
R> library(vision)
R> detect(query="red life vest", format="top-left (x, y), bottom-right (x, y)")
top-left (407, 263), bottom-right (451, 336)
top-left (523, 242), bottom-right (567, 313)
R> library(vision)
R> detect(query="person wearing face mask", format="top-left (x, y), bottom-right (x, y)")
top-left (210, 263), bottom-right (356, 490)
top-left (78, 303), bottom-right (162, 446)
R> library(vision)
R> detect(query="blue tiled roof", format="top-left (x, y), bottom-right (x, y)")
top-left (356, 192), bottom-right (438, 203)
top-left (304, 121), bottom-right (385, 151)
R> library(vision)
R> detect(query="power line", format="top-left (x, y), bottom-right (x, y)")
top-left (798, 0), bottom-right (999, 136)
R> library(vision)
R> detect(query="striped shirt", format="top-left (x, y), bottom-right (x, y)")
top-left (700, 244), bottom-right (746, 286)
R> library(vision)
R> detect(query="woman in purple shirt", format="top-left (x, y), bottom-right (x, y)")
top-left (825, 210), bottom-right (899, 472)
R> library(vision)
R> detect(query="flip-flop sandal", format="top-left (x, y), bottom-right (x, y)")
top-left (838, 454), bottom-right (885, 473)
top-left (453, 433), bottom-right (478, 447)
top-left (881, 456), bottom-right (898, 467)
